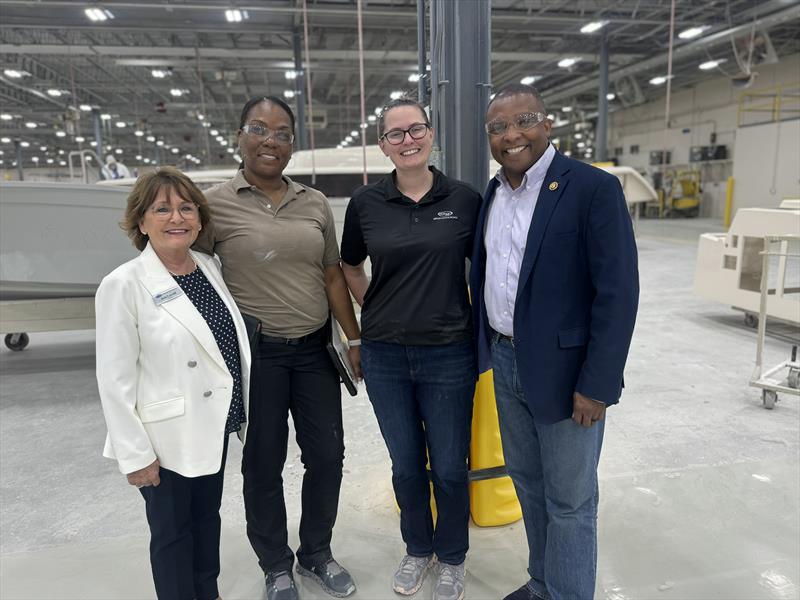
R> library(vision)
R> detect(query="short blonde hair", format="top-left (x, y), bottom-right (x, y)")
top-left (121, 166), bottom-right (211, 251)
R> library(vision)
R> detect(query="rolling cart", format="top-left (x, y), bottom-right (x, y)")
top-left (749, 235), bottom-right (800, 409)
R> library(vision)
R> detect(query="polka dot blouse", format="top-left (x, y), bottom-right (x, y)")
top-left (173, 266), bottom-right (246, 435)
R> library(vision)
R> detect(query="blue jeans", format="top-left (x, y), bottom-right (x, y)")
top-left (491, 336), bottom-right (604, 600)
top-left (361, 339), bottom-right (476, 565)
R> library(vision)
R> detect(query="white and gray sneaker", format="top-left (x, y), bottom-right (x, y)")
top-left (392, 554), bottom-right (435, 595)
top-left (433, 562), bottom-right (465, 600)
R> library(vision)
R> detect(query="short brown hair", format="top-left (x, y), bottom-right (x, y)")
top-left (121, 166), bottom-right (211, 251)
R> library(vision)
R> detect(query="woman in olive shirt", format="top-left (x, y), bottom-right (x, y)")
top-left (194, 96), bottom-right (360, 600)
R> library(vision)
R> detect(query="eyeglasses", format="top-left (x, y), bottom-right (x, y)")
top-left (149, 202), bottom-right (200, 220)
top-left (241, 123), bottom-right (294, 145)
top-left (380, 123), bottom-right (431, 145)
top-left (485, 112), bottom-right (547, 136)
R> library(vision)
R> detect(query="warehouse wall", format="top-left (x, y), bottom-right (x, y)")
top-left (608, 53), bottom-right (800, 218)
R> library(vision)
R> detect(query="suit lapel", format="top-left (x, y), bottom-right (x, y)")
top-left (515, 152), bottom-right (570, 301)
top-left (138, 245), bottom-right (227, 373)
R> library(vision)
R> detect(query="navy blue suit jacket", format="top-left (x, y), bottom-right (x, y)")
top-left (469, 150), bottom-right (639, 424)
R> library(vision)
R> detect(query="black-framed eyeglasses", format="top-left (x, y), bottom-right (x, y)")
top-left (241, 123), bottom-right (294, 145)
top-left (380, 122), bottom-right (431, 145)
top-left (485, 112), bottom-right (547, 136)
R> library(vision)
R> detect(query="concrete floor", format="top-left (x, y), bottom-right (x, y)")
top-left (1, 218), bottom-right (798, 600)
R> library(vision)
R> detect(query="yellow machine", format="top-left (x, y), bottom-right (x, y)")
top-left (660, 168), bottom-right (702, 217)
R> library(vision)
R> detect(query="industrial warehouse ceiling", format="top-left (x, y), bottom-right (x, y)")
top-left (1, 0), bottom-right (798, 169)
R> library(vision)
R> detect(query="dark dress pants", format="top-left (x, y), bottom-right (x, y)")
top-left (242, 331), bottom-right (345, 573)
top-left (140, 437), bottom-right (229, 600)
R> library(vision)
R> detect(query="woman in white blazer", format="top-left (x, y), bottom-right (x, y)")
top-left (96, 167), bottom-right (251, 600)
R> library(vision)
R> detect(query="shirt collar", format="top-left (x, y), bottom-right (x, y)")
top-left (383, 166), bottom-right (449, 204)
top-left (233, 169), bottom-right (305, 197)
top-left (495, 143), bottom-right (556, 193)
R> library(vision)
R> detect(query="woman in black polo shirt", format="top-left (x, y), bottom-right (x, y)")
top-left (341, 97), bottom-right (481, 600)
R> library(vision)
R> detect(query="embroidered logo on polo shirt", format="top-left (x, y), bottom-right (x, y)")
top-left (433, 210), bottom-right (458, 221)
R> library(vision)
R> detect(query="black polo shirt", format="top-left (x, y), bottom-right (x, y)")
top-left (341, 166), bottom-right (481, 345)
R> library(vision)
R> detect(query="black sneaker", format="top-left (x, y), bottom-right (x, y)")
top-left (296, 558), bottom-right (356, 598)
top-left (265, 570), bottom-right (299, 600)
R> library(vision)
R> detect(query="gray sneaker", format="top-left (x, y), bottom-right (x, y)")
top-left (265, 570), bottom-right (299, 600)
top-left (296, 558), bottom-right (356, 598)
top-left (393, 554), bottom-right (434, 595)
top-left (433, 562), bottom-right (465, 600)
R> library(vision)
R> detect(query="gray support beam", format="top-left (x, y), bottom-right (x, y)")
top-left (293, 29), bottom-right (309, 150)
top-left (431, 0), bottom-right (491, 192)
top-left (14, 140), bottom-right (24, 180)
top-left (91, 109), bottom-right (104, 178)
top-left (596, 34), bottom-right (609, 162)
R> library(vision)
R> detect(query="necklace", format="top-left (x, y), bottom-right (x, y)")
top-left (168, 258), bottom-right (198, 277)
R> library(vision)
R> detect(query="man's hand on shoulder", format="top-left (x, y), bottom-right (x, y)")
top-left (572, 391), bottom-right (606, 427)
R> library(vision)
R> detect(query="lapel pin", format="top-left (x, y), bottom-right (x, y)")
top-left (548, 181), bottom-right (559, 191)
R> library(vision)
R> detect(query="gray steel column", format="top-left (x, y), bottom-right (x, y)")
top-left (417, 0), bottom-right (426, 105)
top-left (431, 0), bottom-right (491, 191)
top-left (293, 29), bottom-right (309, 150)
top-left (14, 139), bottom-right (23, 180)
top-left (596, 34), bottom-right (609, 162)
top-left (92, 108), bottom-right (104, 177)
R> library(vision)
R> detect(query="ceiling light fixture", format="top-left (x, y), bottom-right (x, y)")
top-left (151, 69), bottom-right (167, 79)
top-left (84, 8), bottom-right (114, 22)
top-left (606, 93), bottom-right (616, 100)
top-left (699, 59), bottom-right (725, 70)
top-left (558, 57), bottom-right (579, 69)
top-left (115, 121), bottom-right (126, 128)
top-left (25, 122), bottom-right (37, 129)
top-left (389, 91), bottom-right (404, 100)
top-left (285, 70), bottom-right (298, 80)
top-left (408, 73), bottom-right (421, 83)
top-left (170, 88), bottom-right (185, 97)
top-left (649, 75), bottom-right (670, 85)
top-left (79, 104), bottom-right (92, 112)
top-left (225, 9), bottom-right (248, 22)
top-left (520, 76), bottom-right (538, 85)
top-left (47, 89), bottom-right (63, 97)
top-left (580, 21), bottom-right (607, 34)
top-left (679, 26), bottom-right (708, 40)
top-left (20, 141), bottom-right (30, 148)
top-left (100, 113), bottom-right (111, 120)
top-left (0, 113), bottom-right (12, 120)
top-left (283, 90), bottom-right (295, 99)
top-left (56, 130), bottom-right (67, 137)
top-left (3, 69), bottom-right (29, 79)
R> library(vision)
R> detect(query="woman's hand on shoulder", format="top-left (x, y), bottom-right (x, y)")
top-left (126, 459), bottom-right (161, 488)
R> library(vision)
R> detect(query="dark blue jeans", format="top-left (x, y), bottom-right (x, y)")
top-left (360, 339), bottom-right (476, 565)
top-left (491, 336), bottom-right (604, 600)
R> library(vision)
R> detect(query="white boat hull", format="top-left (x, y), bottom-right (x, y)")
top-left (0, 182), bottom-right (136, 301)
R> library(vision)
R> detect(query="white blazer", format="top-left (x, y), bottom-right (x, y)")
top-left (96, 243), bottom-right (251, 478)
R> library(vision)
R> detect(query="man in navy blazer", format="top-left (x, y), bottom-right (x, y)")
top-left (469, 84), bottom-right (639, 600)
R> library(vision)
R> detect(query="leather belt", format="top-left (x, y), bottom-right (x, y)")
top-left (260, 327), bottom-right (324, 346)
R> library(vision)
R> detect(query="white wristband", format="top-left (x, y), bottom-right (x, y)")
top-left (347, 339), bottom-right (362, 347)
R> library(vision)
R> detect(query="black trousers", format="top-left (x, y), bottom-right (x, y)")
top-left (140, 437), bottom-right (228, 600)
top-left (242, 331), bottom-right (345, 573)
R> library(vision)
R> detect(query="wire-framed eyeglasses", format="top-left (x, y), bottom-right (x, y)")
top-left (380, 122), bottom-right (431, 145)
top-left (241, 123), bottom-right (294, 145)
top-left (485, 112), bottom-right (547, 136)
top-left (149, 202), bottom-right (200, 220)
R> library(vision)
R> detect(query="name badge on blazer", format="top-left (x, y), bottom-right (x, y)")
top-left (152, 286), bottom-right (184, 306)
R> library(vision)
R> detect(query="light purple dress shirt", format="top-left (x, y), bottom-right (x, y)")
top-left (484, 143), bottom-right (556, 337)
